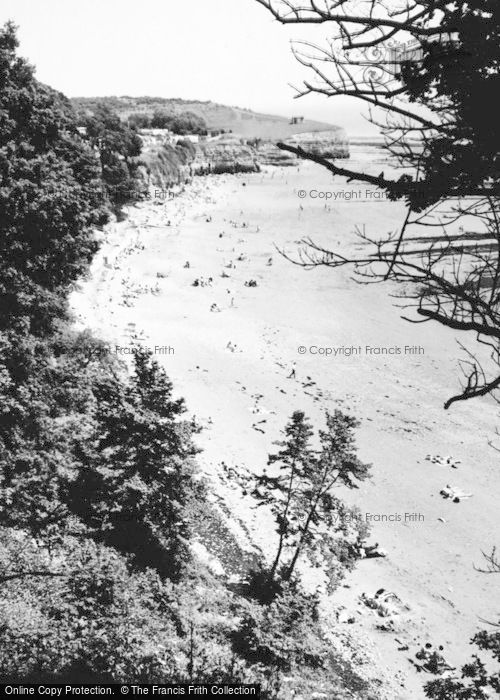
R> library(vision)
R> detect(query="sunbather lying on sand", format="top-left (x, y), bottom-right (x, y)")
top-left (440, 485), bottom-right (473, 502)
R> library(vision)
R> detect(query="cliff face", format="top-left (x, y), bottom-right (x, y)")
top-left (256, 129), bottom-right (350, 165)
top-left (134, 128), bottom-right (350, 190)
top-left (194, 131), bottom-right (350, 172)
top-left (135, 133), bottom-right (261, 192)
top-left (287, 130), bottom-right (350, 159)
top-left (193, 136), bottom-right (260, 175)
top-left (256, 142), bottom-right (299, 167)
top-left (134, 138), bottom-right (196, 191)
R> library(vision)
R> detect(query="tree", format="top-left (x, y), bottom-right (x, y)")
top-left (233, 583), bottom-right (326, 682)
top-left (65, 349), bottom-right (202, 580)
top-left (150, 109), bottom-right (207, 134)
top-left (128, 112), bottom-right (152, 129)
top-left (232, 578), bottom-right (376, 699)
top-left (170, 111), bottom-right (207, 135)
top-left (0, 22), bottom-right (108, 335)
top-left (80, 104), bottom-right (143, 210)
top-left (256, 0), bottom-right (499, 202)
top-left (252, 410), bottom-right (370, 589)
top-left (0, 531), bottom-right (236, 683)
top-left (256, 1), bottom-right (500, 408)
top-left (0, 330), bottom-right (114, 540)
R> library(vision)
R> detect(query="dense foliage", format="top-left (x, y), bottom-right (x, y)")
top-left (78, 104), bottom-right (144, 211)
top-left (128, 109), bottom-right (208, 135)
top-left (400, 0), bottom-right (500, 209)
top-left (66, 348), bottom-right (201, 580)
top-left (0, 23), bottom-right (108, 335)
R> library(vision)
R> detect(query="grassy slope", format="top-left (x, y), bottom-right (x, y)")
top-left (71, 96), bottom-right (344, 139)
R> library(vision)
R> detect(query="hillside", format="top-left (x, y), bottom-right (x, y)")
top-left (71, 96), bottom-right (344, 139)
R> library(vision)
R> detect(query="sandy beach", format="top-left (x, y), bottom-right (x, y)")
top-left (71, 146), bottom-right (500, 698)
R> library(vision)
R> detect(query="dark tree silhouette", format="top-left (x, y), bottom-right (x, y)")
top-left (80, 104), bottom-right (143, 210)
top-left (0, 22), bottom-right (108, 335)
top-left (256, 0), bottom-right (500, 409)
top-left (66, 349), bottom-right (202, 580)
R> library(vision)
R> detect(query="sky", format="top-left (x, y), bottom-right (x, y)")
top-left (0, 0), bottom-right (375, 136)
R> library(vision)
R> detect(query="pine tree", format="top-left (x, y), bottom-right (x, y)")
top-left (66, 349), bottom-right (202, 580)
top-left (253, 410), bottom-right (371, 590)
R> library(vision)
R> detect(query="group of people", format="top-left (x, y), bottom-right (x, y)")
top-left (412, 643), bottom-right (455, 676)
top-left (192, 276), bottom-right (214, 288)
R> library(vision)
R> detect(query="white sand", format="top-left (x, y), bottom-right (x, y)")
top-left (71, 147), bottom-right (500, 698)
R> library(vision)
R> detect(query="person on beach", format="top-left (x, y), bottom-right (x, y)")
top-left (287, 367), bottom-right (296, 379)
top-left (414, 644), bottom-right (454, 675)
top-left (362, 543), bottom-right (387, 558)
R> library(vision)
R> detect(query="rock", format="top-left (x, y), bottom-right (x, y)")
top-left (194, 136), bottom-right (260, 174)
top-left (286, 129), bottom-right (350, 159)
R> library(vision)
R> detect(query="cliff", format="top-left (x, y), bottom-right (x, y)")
top-left (287, 130), bottom-right (350, 159)
top-left (133, 138), bottom-right (196, 192)
top-left (134, 128), bottom-right (350, 191)
top-left (255, 141), bottom-right (299, 166)
top-left (256, 129), bottom-right (350, 165)
top-left (193, 136), bottom-right (260, 175)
